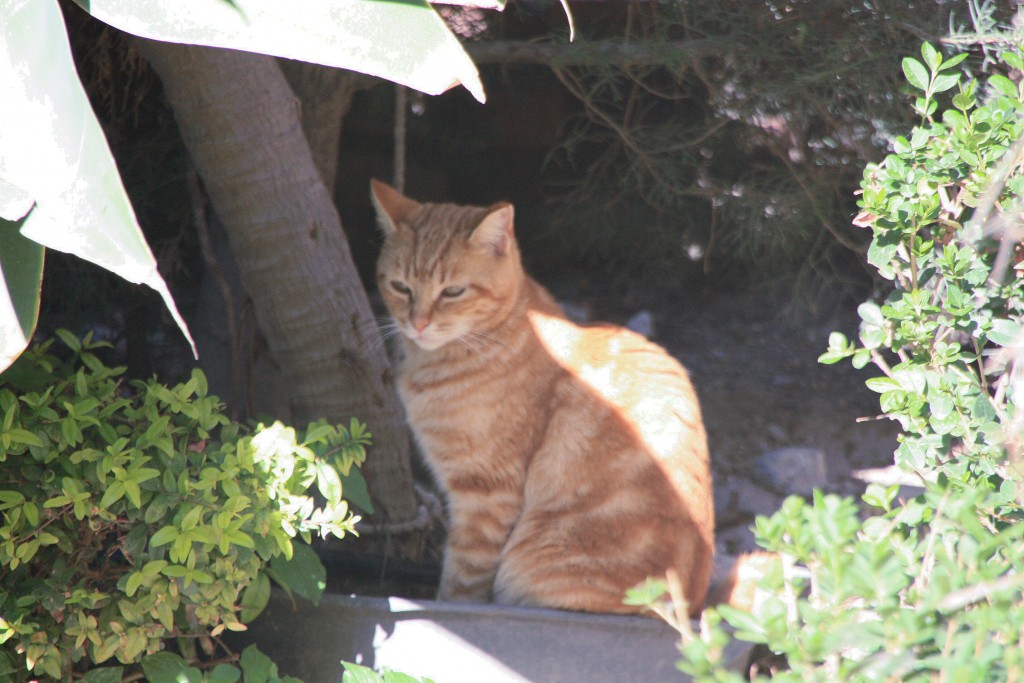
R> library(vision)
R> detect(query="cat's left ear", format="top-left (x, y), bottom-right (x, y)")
top-left (470, 203), bottom-right (514, 256)
top-left (371, 179), bottom-right (420, 235)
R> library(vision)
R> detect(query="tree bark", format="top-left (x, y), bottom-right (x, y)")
top-left (137, 40), bottom-right (418, 529)
top-left (277, 60), bottom-right (363, 194)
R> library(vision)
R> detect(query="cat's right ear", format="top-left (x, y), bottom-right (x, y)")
top-left (371, 179), bottom-right (420, 235)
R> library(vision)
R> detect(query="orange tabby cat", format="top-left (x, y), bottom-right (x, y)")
top-left (372, 180), bottom-right (714, 616)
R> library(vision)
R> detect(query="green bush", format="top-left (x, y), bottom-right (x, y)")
top-left (630, 38), bottom-right (1024, 682)
top-left (0, 332), bottom-right (367, 681)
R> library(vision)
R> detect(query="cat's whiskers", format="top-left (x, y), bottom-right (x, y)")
top-left (357, 317), bottom-right (403, 353)
top-left (462, 327), bottom-right (509, 353)
top-left (454, 330), bottom-right (498, 358)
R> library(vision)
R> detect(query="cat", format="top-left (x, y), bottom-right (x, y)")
top-left (371, 180), bottom-right (714, 616)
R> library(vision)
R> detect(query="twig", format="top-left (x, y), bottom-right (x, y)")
top-left (773, 148), bottom-right (866, 255)
top-left (976, 135), bottom-right (1024, 284)
top-left (462, 38), bottom-right (724, 66)
top-left (937, 571), bottom-right (1024, 612)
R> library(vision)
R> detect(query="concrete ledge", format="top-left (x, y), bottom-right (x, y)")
top-left (239, 591), bottom-right (748, 682)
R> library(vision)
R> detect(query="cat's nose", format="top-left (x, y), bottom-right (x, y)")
top-left (411, 316), bottom-right (431, 332)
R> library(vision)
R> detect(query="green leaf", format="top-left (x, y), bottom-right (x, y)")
top-left (851, 348), bottom-right (872, 369)
top-left (940, 52), bottom-right (968, 70)
top-left (149, 525), bottom-right (179, 547)
top-left (716, 604), bottom-right (768, 643)
top-left (931, 72), bottom-right (960, 94)
top-left (989, 74), bottom-right (1018, 98)
top-left (340, 468), bottom-right (375, 514)
top-left (83, 668), bottom-right (125, 683)
top-left (55, 328), bottom-right (81, 354)
top-left (342, 667), bottom-right (436, 683)
top-left (857, 302), bottom-right (885, 327)
top-left (161, 564), bottom-right (188, 578)
top-left (206, 664), bottom-right (242, 683)
top-left (141, 653), bottom-right (204, 683)
top-left (239, 645), bottom-right (277, 683)
top-left (270, 543), bottom-right (327, 606)
top-left (623, 576), bottom-right (668, 607)
top-left (0, 490), bottom-right (26, 508)
top-left (952, 91), bottom-right (975, 111)
top-left (142, 559), bottom-right (168, 576)
top-left (4, 427), bottom-right (43, 447)
top-left (928, 394), bottom-right (954, 421)
top-left (316, 459), bottom-right (343, 503)
top-left (920, 42), bottom-right (940, 72)
top-left (125, 571), bottom-right (145, 598)
top-left (1001, 50), bottom-right (1024, 71)
top-left (240, 571), bottom-right (272, 623)
top-left (22, 502), bottom-right (38, 526)
top-left (902, 57), bottom-right (930, 91)
top-left (123, 479), bottom-right (142, 508)
top-left (818, 349), bottom-right (850, 365)
top-left (988, 319), bottom-right (1022, 347)
top-left (867, 238), bottom-right (899, 271)
top-left (99, 481), bottom-right (125, 510)
top-left (865, 376), bottom-right (903, 393)
top-left (342, 662), bottom-right (386, 683)
top-left (0, 0), bottom-right (196, 368)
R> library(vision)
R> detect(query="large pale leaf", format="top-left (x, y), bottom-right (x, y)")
top-left (0, 217), bottom-right (43, 370)
top-left (75, 0), bottom-right (485, 102)
top-left (0, 0), bottom-right (196, 371)
top-left (0, 181), bottom-right (41, 367)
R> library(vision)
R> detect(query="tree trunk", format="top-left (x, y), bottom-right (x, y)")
top-left (137, 40), bottom-right (418, 530)
top-left (277, 60), bottom-right (364, 194)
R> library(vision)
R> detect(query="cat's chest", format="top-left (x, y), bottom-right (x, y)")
top-left (397, 354), bottom-right (533, 461)
top-left (398, 361), bottom-right (495, 430)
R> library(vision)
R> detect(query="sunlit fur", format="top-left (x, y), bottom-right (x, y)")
top-left (372, 180), bottom-right (714, 616)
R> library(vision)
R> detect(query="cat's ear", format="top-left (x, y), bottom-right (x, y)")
top-left (371, 179), bottom-right (420, 235)
top-left (470, 203), bottom-right (515, 256)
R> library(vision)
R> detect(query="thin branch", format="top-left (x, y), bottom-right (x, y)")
top-left (937, 571), bottom-right (1024, 612)
top-left (463, 38), bottom-right (724, 66)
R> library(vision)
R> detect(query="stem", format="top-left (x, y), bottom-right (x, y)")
top-left (909, 242), bottom-right (920, 291)
top-left (782, 553), bottom-right (800, 631)
top-left (871, 350), bottom-right (896, 378)
top-left (115, 652), bottom-right (242, 682)
top-left (938, 618), bottom-right (957, 683)
top-left (913, 491), bottom-right (950, 598)
top-left (974, 339), bottom-right (988, 396)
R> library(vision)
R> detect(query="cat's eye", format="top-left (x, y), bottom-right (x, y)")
top-left (441, 286), bottom-right (466, 298)
top-left (390, 280), bottom-right (411, 296)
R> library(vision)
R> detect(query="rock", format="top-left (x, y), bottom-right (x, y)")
top-left (850, 464), bottom-right (927, 501)
top-left (766, 423), bottom-right (788, 442)
top-left (754, 447), bottom-right (828, 497)
top-left (626, 310), bottom-right (655, 338)
top-left (715, 524), bottom-right (761, 554)
top-left (558, 301), bottom-right (590, 324)
top-left (715, 477), bottom-right (783, 527)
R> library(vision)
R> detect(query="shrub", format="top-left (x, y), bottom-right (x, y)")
top-left (629, 35), bottom-right (1024, 682)
top-left (0, 332), bottom-right (367, 681)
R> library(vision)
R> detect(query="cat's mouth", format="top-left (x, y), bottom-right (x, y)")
top-left (404, 326), bottom-right (452, 351)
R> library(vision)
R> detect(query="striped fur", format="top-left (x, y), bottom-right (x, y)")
top-left (372, 180), bottom-right (714, 615)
